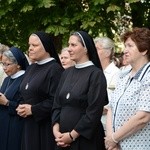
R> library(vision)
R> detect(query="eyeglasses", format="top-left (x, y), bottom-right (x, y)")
top-left (1, 62), bottom-right (15, 67)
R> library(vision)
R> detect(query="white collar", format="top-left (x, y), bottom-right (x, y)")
top-left (75, 61), bottom-right (94, 68)
top-left (37, 57), bottom-right (55, 65)
top-left (104, 62), bottom-right (117, 74)
top-left (11, 70), bottom-right (25, 79)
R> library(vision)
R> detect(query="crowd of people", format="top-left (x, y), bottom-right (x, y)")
top-left (0, 27), bottom-right (150, 150)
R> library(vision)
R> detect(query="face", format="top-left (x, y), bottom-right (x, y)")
top-left (68, 35), bottom-right (88, 64)
top-left (60, 50), bottom-right (74, 69)
top-left (1, 55), bottom-right (19, 76)
top-left (28, 35), bottom-right (50, 61)
top-left (124, 37), bottom-right (146, 65)
top-left (95, 42), bottom-right (108, 62)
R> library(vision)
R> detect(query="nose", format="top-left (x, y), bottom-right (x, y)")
top-left (28, 45), bottom-right (33, 51)
top-left (123, 46), bottom-right (128, 54)
top-left (68, 45), bottom-right (72, 52)
top-left (123, 48), bottom-right (128, 54)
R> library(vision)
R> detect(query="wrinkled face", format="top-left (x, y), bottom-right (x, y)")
top-left (1, 55), bottom-right (19, 76)
top-left (124, 37), bottom-right (146, 65)
top-left (28, 35), bottom-right (50, 61)
top-left (60, 50), bottom-right (74, 69)
top-left (68, 35), bottom-right (88, 64)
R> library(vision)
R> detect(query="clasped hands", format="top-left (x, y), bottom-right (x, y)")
top-left (105, 135), bottom-right (120, 150)
top-left (16, 104), bottom-right (32, 118)
top-left (54, 131), bottom-right (73, 147)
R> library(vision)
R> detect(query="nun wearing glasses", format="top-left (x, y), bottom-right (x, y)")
top-left (52, 31), bottom-right (108, 150)
top-left (0, 47), bottom-right (29, 150)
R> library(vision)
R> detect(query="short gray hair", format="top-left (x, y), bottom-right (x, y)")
top-left (2, 50), bottom-right (18, 64)
top-left (94, 37), bottom-right (114, 51)
top-left (0, 44), bottom-right (9, 54)
top-left (94, 37), bottom-right (115, 59)
top-left (61, 47), bottom-right (69, 53)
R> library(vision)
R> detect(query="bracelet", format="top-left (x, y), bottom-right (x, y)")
top-left (5, 100), bottom-right (9, 106)
top-left (111, 133), bottom-right (118, 143)
top-left (69, 132), bottom-right (75, 141)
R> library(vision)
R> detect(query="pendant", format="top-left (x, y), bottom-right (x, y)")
top-left (25, 83), bottom-right (29, 90)
top-left (66, 93), bottom-right (70, 99)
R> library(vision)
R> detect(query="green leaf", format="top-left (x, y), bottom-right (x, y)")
top-left (81, 21), bottom-right (96, 29)
top-left (93, 0), bottom-right (106, 5)
top-left (38, 0), bottom-right (55, 8)
top-left (8, 0), bottom-right (17, 4)
top-left (21, 4), bottom-right (33, 12)
top-left (125, 0), bottom-right (141, 3)
top-left (107, 5), bottom-right (121, 13)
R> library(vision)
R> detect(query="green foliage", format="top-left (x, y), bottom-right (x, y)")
top-left (8, 0), bottom-right (17, 4)
top-left (37, 0), bottom-right (55, 8)
top-left (21, 4), bottom-right (33, 12)
top-left (93, 0), bottom-right (106, 5)
top-left (0, 0), bottom-right (149, 52)
top-left (106, 4), bottom-right (121, 13)
top-left (125, 0), bottom-right (141, 3)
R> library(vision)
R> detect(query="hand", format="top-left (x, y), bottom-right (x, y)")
top-left (0, 93), bottom-right (8, 105)
top-left (53, 130), bottom-right (63, 139)
top-left (107, 145), bottom-right (120, 150)
top-left (55, 132), bottom-right (72, 147)
top-left (105, 135), bottom-right (118, 150)
top-left (16, 104), bottom-right (32, 118)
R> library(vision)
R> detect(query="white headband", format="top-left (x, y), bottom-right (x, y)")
top-left (76, 32), bottom-right (87, 50)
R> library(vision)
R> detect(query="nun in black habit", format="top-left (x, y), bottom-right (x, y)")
top-left (0, 47), bottom-right (29, 150)
top-left (52, 31), bottom-right (108, 150)
top-left (16, 31), bottom-right (64, 150)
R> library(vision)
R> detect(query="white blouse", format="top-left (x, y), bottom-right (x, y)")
top-left (110, 62), bottom-right (150, 150)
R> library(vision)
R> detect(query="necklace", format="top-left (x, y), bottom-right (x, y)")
top-left (65, 68), bottom-right (79, 100)
top-left (25, 83), bottom-right (29, 90)
top-left (24, 64), bottom-right (40, 90)
top-left (66, 93), bottom-right (70, 99)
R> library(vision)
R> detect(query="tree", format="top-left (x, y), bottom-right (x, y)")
top-left (0, 0), bottom-right (149, 52)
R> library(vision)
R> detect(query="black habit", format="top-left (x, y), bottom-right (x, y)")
top-left (52, 65), bottom-right (108, 150)
top-left (20, 60), bottom-right (63, 150)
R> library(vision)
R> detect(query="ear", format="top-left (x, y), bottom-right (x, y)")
top-left (84, 48), bottom-right (87, 53)
top-left (105, 50), bottom-right (111, 58)
top-left (17, 65), bottom-right (21, 69)
top-left (141, 50), bottom-right (147, 56)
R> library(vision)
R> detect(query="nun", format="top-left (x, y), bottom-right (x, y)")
top-left (52, 31), bottom-right (108, 150)
top-left (16, 31), bottom-right (64, 150)
top-left (0, 47), bottom-right (29, 150)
